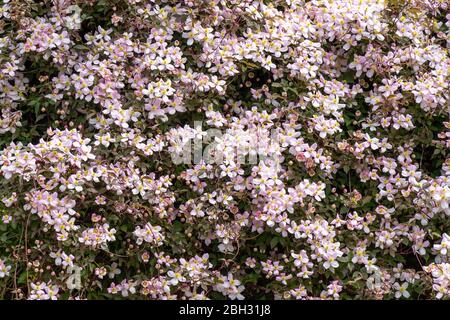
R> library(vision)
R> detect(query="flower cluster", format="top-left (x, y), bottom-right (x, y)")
top-left (28, 282), bottom-right (59, 300)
